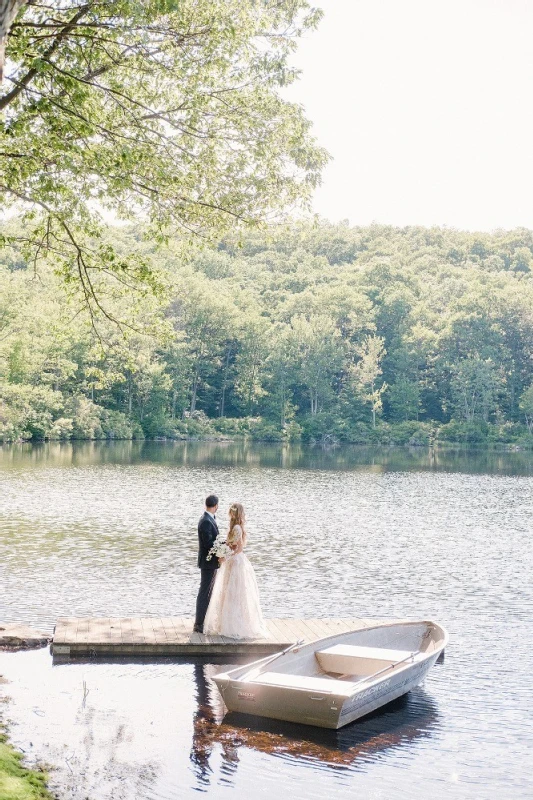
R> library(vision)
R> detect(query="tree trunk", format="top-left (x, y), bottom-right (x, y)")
top-left (220, 346), bottom-right (231, 417)
top-left (247, 362), bottom-right (257, 415)
top-left (190, 367), bottom-right (199, 413)
top-left (0, 0), bottom-right (27, 82)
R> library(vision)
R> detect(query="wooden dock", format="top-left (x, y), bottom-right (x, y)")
top-left (52, 617), bottom-right (379, 657)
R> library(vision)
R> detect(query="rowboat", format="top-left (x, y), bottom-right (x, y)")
top-left (212, 620), bottom-right (448, 729)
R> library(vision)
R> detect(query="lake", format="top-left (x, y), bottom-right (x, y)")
top-left (0, 441), bottom-right (532, 800)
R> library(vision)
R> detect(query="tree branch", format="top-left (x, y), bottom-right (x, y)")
top-left (0, 2), bottom-right (90, 109)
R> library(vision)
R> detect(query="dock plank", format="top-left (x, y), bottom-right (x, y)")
top-left (118, 617), bottom-right (133, 644)
top-left (53, 617), bottom-right (78, 645)
top-left (129, 617), bottom-right (146, 644)
top-left (52, 616), bottom-right (394, 657)
top-left (274, 618), bottom-right (307, 643)
top-left (302, 618), bottom-right (334, 639)
top-left (75, 617), bottom-right (89, 645)
top-left (151, 618), bottom-right (169, 646)
top-left (160, 617), bottom-right (180, 644)
top-left (265, 618), bottom-right (292, 645)
top-left (295, 618), bottom-right (324, 642)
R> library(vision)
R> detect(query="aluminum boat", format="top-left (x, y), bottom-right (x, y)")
top-left (212, 620), bottom-right (448, 729)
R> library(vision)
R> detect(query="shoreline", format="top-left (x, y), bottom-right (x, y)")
top-left (0, 722), bottom-right (54, 800)
top-left (0, 628), bottom-right (55, 799)
top-left (1, 436), bottom-right (532, 452)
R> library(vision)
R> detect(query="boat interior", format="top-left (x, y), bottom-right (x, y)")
top-left (235, 622), bottom-right (446, 694)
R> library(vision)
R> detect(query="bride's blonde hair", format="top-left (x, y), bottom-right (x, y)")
top-left (228, 502), bottom-right (246, 543)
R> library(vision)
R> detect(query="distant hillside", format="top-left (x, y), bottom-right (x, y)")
top-left (1, 219), bottom-right (532, 446)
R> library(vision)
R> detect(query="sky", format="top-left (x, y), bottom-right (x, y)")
top-left (285, 0), bottom-right (533, 232)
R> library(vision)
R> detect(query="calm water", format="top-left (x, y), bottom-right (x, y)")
top-left (0, 441), bottom-right (532, 800)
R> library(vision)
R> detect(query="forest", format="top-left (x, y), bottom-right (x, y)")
top-left (1, 218), bottom-right (533, 446)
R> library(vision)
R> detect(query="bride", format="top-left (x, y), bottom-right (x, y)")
top-left (204, 502), bottom-right (268, 639)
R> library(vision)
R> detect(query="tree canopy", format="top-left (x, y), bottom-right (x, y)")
top-left (1, 218), bottom-right (533, 446)
top-left (0, 0), bottom-right (327, 319)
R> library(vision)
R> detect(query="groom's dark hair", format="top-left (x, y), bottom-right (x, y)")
top-left (205, 494), bottom-right (218, 508)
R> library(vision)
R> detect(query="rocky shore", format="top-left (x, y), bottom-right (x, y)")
top-left (0, 623), bottom-right (51, 652)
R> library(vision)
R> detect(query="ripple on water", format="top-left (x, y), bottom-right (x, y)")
top-left (0, 442), bottom-right (532, 799)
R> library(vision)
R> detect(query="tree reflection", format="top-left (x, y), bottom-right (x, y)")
top-left (189, 662), bottom-right (441, 789)
top-left (1, 440), bottom-right (531, 475)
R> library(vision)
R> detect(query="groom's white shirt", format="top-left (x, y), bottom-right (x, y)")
top-left (206, 511), bottom-right (216, 522)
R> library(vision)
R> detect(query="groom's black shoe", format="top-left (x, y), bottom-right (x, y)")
top-left (193, 625), bottom-right (203, 633)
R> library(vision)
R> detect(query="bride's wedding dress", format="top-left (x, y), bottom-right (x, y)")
top-left (204, 524), bottom-right (268, 639)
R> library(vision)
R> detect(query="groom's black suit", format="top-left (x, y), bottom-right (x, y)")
top-left (194, 511), bottom-right (220, 632)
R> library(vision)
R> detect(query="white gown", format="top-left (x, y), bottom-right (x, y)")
top-left (204, 525), bottom-right (268, 639)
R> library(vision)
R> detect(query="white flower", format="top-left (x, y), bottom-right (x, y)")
top-left (206, 534), bottom-right (233, 561)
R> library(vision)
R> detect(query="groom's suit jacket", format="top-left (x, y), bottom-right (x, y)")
top-left (197, 512), bottom-right (220, 570)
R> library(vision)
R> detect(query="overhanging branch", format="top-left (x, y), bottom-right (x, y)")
top-left (0, 2), bottom-right (90, 107)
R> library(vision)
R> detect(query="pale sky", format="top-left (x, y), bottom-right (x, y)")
top-left (286, 0), bottom-right (533, 231)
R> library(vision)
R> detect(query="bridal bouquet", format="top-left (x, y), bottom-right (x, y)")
top-left (206, 534), bottom-right (233, 561)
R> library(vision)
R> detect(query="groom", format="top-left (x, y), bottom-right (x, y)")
top-left (193, 494), bottom-right (221, 633)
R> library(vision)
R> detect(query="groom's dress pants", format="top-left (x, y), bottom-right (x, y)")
top-left (195, 568), bottom-right (217, 630)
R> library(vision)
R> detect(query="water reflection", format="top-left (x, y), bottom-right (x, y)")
top-left (190, 663), bottom-right (240, 789)
top-left (189, 662), bottom-right (441, 790)
top-left (2, 440), bottom-right (532, 797)
top-left (1, 439), bottom-right (532, 475)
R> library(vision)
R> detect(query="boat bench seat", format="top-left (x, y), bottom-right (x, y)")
top-left (315, 644), bottom-right (416, 675)
top-left (252, 671), bottom-right (355, 695)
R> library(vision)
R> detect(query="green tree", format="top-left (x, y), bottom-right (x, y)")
top-left (450, 357), bottom-right (501, 423)
top-left (388, 377), bottom-right (420, 421)
top-left (1, 0), bottom-right (327, 317)
top-left (233, 315), bottom-right (270, 415)
top-left (168, 278), bottom-right (235, 414)
top-left (289, 315), bottom-right (343, 416)
top-left (519, 384), bottom-right (533, 433)
top-left (351, 335), bottom-right (387, 428)
top-left (264, 325), bottom-right (295, 429)
top-left (2, 217), bottom-right (533, 443)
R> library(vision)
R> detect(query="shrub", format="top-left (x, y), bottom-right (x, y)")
top-left (183, 416), bottom-right (216, 437)
top-left (48, 416), bottom-right (74, 440)
top-left (212, 416), bottom-right (251, 436)
top-left (300, 412), bottom-right (349, 443)
top-left (486, 422), bottom-right (525, 444)
top-left (367, 422), bottom-right (393, 445)
top-left (100, 409), bottom-right (137, 439)
top-left (0, 383), bottom-right (64, 441)
top-left (437, 421), bottom-right (489, 443)
top-left (140, 413), bottom-right (177, 438)
top-left (64, 395), bottom-right (103, 439)
top-left (283, 420), bottom-right (302, 441)
top-left (515, 431), bottom-right (533, 449)
top-left (388, 421), bottom-right (434, 446)
top-left (249, 421), bottom-right (283, 441)
top-left (0, 396), bottom-right (21, 441)
top-left (343, 421), bottom-right (372, 444)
